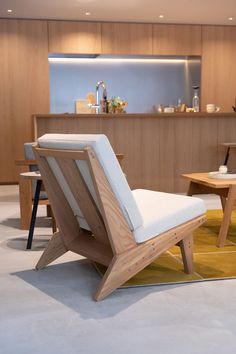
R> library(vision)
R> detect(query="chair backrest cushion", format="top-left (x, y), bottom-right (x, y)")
top-left (37, 134), bottom-right (143, 231)
top-left (24, 143), bottom-right (38, 172)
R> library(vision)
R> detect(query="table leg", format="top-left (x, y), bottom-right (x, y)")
top-left (19, 177), bottom-right (32, 229)
top-left (217, 185), bottom-right (236, 247)
top-left (220, 196), bottom-right (226, 211)
top-left (26, 180), bottom-right (42, 250)
top-left (187, 181), bottom-right (198, 196)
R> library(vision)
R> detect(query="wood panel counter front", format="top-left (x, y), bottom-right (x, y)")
top-left (33, 113), bottom-right (236, 193)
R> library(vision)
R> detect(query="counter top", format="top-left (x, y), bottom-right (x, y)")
top-left (34, 112), bottom-right (236, 119)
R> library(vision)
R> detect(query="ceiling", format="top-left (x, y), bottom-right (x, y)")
top-left (0, 0), bottom-right (235, 26)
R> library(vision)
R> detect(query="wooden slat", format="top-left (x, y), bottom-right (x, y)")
top-left (37, 147), bottom-right (87, 160)
top-left (33, 149), bottom-right (82, 247)
top-left (55, 157), bottom-right (109, 245)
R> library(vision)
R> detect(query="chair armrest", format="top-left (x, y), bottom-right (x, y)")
top-left (15, 159), bottom-right (37, 166)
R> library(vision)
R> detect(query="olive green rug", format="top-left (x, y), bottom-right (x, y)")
top-left (95, 210), bottom-right (236, 287)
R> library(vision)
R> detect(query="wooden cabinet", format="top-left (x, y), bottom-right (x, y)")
top-left (0, 20), bottom-right (49, 183)
top-left (153, 24), bottom-right (202, 55)
top-left (201, 25), bottom-right (236, 112)
top-left (48, 21), bottom-right (102, 54)
top-left (101, 22), bottom-right (152, 55)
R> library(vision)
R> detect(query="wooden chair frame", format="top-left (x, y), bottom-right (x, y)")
top-left (16, 159), bottom-right (52, 229)
top-left (33, 144), bottom-right (206, 301)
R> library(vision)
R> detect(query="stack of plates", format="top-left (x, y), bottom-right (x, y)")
top-left (208, 171), bottom-right (236, 179)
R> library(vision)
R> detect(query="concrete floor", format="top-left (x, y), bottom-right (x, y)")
top-left (1, 185), bottom-right (236, 354)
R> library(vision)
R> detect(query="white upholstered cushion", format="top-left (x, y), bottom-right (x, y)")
top-left (37, 134), bottom-right (143, 231)
top-left (132, 189), bottom-right (206, 243)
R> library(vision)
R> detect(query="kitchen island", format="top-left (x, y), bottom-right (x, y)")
top-left (33, 112), bottom-right (236, 193)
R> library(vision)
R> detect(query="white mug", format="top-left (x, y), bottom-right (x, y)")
top-left (206, 104), bottom-right (220, 113)
top-left (219, 165), bottom-right (227, 174)
top-left (164, 107), bottom-right (174, 113)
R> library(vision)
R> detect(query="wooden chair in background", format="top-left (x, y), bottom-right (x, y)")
top-left (16, 143), bottom-right (52, 230)
top-left (33, 134), bottom-right (206, 301)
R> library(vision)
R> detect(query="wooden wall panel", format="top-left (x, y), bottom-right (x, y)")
top-left (174, 117), bottom-right (193, 191)
top-left (201, 26), bottom-right (236, 112)
top-left (139, 117), bottom-right (160, 190)
top-left (158, 117), bottom-right (175, 192)
top-left (0, 20), bottom-right (49, 183)
top-left (153, 24), bottom-right (201, 55)
top-left (101, 23), bottom-right (152, 55)
top-left (113, 117), bottom-right (142, 189)
top-left (191, 117), bottom-right (218, 173)
top-left (217, 117), bottom-right (236, 171)
top-left (48, 21), bottom-right (101, 54)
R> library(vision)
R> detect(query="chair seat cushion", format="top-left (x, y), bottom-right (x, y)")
top-left (132, 189), bottom-right (206, 243)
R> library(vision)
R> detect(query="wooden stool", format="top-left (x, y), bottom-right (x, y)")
top-left (20, 172), bottom-right (56, 249)
top-left (220, 143), bottom-right (236, 166)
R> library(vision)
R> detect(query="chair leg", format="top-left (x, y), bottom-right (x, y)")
top-left (94, 256), bottom-right (126, 301)
top-left (19, 177), bottom-right (32, 229)
top-left (179, 234), bottom-right (194, 274)
top-left (46, 204), bottom-right (52, 217)
top-left (220, 196), bottom-right (226, 211)
top-left (36, 232), bottom-right (67, 270)
top-left (26, 180), bottom-right (42, 249)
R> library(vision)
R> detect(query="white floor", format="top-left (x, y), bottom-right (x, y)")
top-left (1, 185), bottom-right (236, 354)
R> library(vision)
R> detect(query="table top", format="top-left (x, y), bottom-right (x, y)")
top-left (220, 143), bottom-right (236, 147)
top-left (181, 172), bottom-right (236, 188)
top-left (20, 171), bottom-right (42, 180)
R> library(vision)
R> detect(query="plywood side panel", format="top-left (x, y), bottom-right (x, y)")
top-left (191, 116), bottom-right (218, 173)
top-left (101, 23), bottom-right (152, 55)
top-left (139, 117), bottom-right (160, 190)
top-left (201, 26), bottom-right (236, 112)
top-left (158, 117), bottom-right (175, 192)
top-left (153, 24), bottom-right (201, 55)
top-left (48, 21), bottom-right (102, 54)
top-left (217, 117), bottom-right (236, 171)
top-left (0, 20), bottom-right (49, 183)
top-left (174, 117), bottom-right (193, 191)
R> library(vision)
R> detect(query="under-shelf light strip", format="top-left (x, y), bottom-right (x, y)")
top-left (48, 58), bottom-right (189, 64)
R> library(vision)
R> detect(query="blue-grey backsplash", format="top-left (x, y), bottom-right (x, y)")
top-left (49, 57), bottom-right (201, 113)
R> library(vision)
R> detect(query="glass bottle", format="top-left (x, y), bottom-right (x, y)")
top-left (192, 86), bottom-right (200, 112)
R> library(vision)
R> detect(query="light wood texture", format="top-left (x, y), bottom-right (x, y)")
top-left (183, 172), bottom-right (236, 247)
top-left (101, 22), bottom-right (152, 54)
top-left (0, 19), bottom-right (49, 183)
top-left (48, 21), bottom-right (102, 54)
top-left (153, 24), bottom-right (201, 55)
top-left (18, 169), bottom-right (54, 230)
top-left (201, 25), bottom-right (236, 112)
top-left (34, 113), bottom-right (236, 193)
top-left (179, 234), bottom-right (194, 274)
top-left (36, 231), bottom-right (68, 270)
top-left (33, 144), bottom-right (205, 300)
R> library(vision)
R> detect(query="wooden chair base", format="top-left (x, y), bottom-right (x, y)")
top-left (36, 215), bottom-right (205, 301)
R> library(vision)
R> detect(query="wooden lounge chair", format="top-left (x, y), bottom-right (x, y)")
top-left (33, 134), bottom-right (206, 301)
